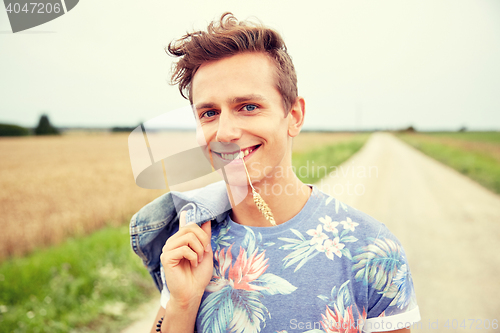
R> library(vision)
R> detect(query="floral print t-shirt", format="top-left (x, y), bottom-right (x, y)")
top-left (160, 184), bottom-right (420, 333)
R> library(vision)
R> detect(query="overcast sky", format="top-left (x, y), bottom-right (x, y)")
top-left (1, 0), bottom-right (499, 131)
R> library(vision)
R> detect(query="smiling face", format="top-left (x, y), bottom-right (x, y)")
top-left (192, 52), bottom-right (299, 188)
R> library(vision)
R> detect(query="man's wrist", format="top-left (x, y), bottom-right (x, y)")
top-left (161, 295), bottom-right (202, 332)
top-left (168, 294), bottom-right (203, 311)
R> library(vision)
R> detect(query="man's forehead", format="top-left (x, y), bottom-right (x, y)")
top-left (191, 52), bottom-right (278, 100)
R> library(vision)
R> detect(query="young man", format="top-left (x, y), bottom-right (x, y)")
top-left (131, 12), bottom-right (420, 333)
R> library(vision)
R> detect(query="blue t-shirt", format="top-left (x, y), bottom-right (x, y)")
top-left (161, 184), bottom-right (420, 333)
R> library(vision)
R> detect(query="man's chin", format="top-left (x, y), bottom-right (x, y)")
top-left (215, 167), bottom-right (249, 187)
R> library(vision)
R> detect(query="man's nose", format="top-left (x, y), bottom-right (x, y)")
top-left (215, 110), bottom-right (241, 142)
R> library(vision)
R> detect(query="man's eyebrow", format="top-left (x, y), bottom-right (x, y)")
top-left (195, 102), bottom-right (217, 111)
top-left (229, 94), bottom-right (267, 104)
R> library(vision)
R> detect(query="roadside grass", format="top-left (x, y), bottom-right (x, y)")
top-left (396, 132), bottom-right (500, 195)
top-left (292, 133), bottom-right (371, 184)
top-left (412, 131), bottom-right (500, 144)
top-left (0, 222), bottom-right (157, 333)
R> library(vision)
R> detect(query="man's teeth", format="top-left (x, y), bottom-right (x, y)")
top-left (220, 146), bottom-right (256, 160)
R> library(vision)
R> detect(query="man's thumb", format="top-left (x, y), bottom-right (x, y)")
top-left (179, 210), bottom-right (187, 228)
top-left (201, 220), bottom-right (212, 251)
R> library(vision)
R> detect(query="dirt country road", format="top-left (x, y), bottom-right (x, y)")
top-left (123, 132), bottom-right (500, 333)
top-left (318, 132), bottom-right (500, 332)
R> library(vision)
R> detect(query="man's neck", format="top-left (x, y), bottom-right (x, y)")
top-left (226, 172), bottom-right (312, 227)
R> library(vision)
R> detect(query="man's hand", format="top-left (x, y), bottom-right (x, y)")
top-left (160, 211), bottom-right (213, 308)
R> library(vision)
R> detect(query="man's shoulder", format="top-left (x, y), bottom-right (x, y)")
top-left (308, 186), bottom-right (390, 241)
top-left (132, 191), bottom-right (175, 225)
top-left (129, 180), bottom-right (231, 286)
top-left (132, 180), bottom-right (229, 228)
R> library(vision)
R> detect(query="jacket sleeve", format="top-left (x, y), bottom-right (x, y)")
top-left (129, 191), bottom-right (185, 292)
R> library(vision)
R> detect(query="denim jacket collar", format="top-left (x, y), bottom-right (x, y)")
top-left (129, 180), bottom-right (231, 291)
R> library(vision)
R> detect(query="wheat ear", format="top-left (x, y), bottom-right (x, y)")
top-left (239, 152), bottom-right (277, 226)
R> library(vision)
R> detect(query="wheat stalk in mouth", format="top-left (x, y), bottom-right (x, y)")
top-left (239, 152), bottom-right (277, 226)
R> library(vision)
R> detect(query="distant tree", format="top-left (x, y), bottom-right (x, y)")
top-left (0, 123), bottom-right (30, 136)
top-left (458, 126), bottom-right (467, 132)
top-left (404, 125), bottom-right (416, 132)
top-left (111, 126), bottom-right (137, 132)
top-left (35, 114), bottom-right (60, 135)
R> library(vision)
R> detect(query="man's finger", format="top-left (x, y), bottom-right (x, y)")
top-left (201, 220), bottom-right (212, 252)
top-left (179, 210), bottom-right (187, 228)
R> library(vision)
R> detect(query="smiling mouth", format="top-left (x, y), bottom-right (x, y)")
top-left (212, 144), bottom-right (261, 161)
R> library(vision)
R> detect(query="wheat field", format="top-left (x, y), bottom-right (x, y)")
top-left (0, 131), bottom-right (358, 260)
top-left (0, 133), bottom-right (166, 260)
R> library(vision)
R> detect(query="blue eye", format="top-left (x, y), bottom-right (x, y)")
top-left (202, 110), bottom-right (217, 118)
top-left (243, 104), bottom-right (257, 111)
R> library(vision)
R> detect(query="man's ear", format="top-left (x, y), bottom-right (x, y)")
top-left (287, 96), bottom-right (306, 138)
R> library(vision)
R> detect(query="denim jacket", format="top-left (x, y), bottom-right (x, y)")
top-left (129, 180), bottom-right (231, 291)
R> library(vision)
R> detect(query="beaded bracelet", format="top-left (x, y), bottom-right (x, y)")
top-left (156, 316), bottom-right (164, 332)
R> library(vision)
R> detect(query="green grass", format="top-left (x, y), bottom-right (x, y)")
top-left (292, 133), bottom-right (371, 184)
top-left (0, 223), bottom-right (157, 333)
top-left (397, 132), bottom-right (500, 195)
top-left (414, 131), bottom-right (500, 144)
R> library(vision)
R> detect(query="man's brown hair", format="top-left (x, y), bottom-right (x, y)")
top-left (166, 12), bottom-right (298, 116)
